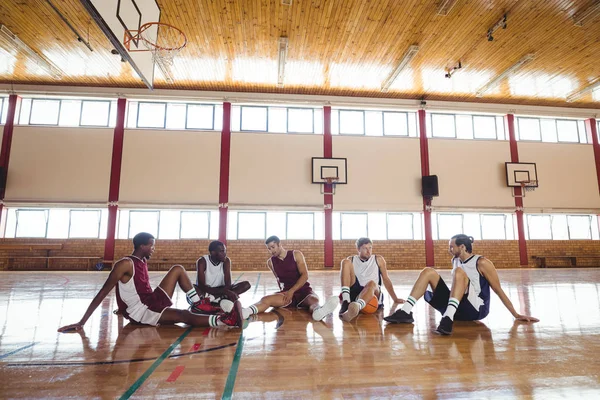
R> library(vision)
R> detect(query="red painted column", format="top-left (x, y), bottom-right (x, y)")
top-left (418, 109), bottom-right (435, 267)
top-left (218, 102), bottom-right (232, 244)
top-left (103, 98), bottom-right (127, 265)
top-left (506, 114), bottom-right (528, 266)
top-left (585, 118), bottom-right (600, 193)
top-left (0, 95), bottom-right (21, 229)
top-left (323, 106), bottom-right (334, 268)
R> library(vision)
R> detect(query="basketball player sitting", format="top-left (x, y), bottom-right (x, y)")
top-left (193, 241), bottom-right (251, 314)
top-left (339, 237), bottom-right (404, 322)
top-left (58, 232), bottom-right (243, 333)
top-left (384, 234), bottom-right (539, 335)
top-left (221, 236), bottom-right (338, 321)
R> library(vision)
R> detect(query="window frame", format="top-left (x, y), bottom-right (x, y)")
top-left (286, 212), bottom-right (315, 239)
top-left (79, 100), bottom-right (112, 127)
top-left (29, 98), bottom-right (62, 126)
top-left (526, 214), bottom-right (553, 240)
top-left (479, 213), bottom-right (507, 240)
top-left (436, 213), bottom-right (464, 239)
top-left (237, 211), bottom-right (267, 239)
top-left (15, 208), bottom-right (50, 238)
top-left (340, 212), bottom-right (369, 239)
top-left (179, 210), bottom-right (211, 239)
top-left (566, 215), bottom-right (593, 240)
top-left (516, 117), bottom-right (542, 141)
top-left (386, 212), bottom-right (414, 239)
top-left (338, 109), bottom-right (366, 135)
top-left (472, 114), bottom-right (498, 140)
top-left (555, 119), bottom-right (581, 143)
top-left (185, 103), bottom-right (216, 131)
top-left (136, 101), bottom-right (168, 129)
top-left (286, 107), bottom-right (315, 134)
top-left (431, 113), bottom-right (457, 138)
top-left (240, 105), bottom-right (269, 132)
top-left (128, 210), bottom-right (161, 239)
top-left (68, 209), bottom-right (102, 238)
top-left (0, 97), bottom-right (5, 123)
top-left (382, 111), bottom-right (409, 137)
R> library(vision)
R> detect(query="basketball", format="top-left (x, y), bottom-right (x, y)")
top-left (361, 296), bottom-right (379, 314)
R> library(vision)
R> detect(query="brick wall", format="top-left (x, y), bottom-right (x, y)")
top-left (1, 238), bottom-right (599, 270)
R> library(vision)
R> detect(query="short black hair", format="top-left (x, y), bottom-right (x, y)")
top-left (265, 235), bottom-right (280, 245)
top-left (209, 240), bottom-right (225, 252)
top-left (451, 234), bottom-right (474, 253)
top-left (356, 237), bottom-right (372, 249)
top-left (133, 232), bottom-right (155, 250)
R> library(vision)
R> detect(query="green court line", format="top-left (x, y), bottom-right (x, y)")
top-left (119, 327), bottom-right (193, 400)
top-left (233, 273), bottom-right (244, 284)
top-left (252, 273), bottom-right (261, 297)
top-left (221, 331), bottom-right (245, 400)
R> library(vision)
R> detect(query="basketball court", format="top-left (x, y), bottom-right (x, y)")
top-left (1, 0), bottom-right (600, 399)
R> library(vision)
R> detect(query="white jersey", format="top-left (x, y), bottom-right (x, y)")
top-left (452, 254), bottom-right (490, 311)
top-left (201, 255), bottom-right (225, 288)
top-left (352, 255), bottom-right (383, 304)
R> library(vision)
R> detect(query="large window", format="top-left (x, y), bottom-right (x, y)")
top-left (237, 212), bottom-right (267, 239)
top-left (286, 212), bottom-right (315, 239)
top-left (180, 211), bottom-right (210, 239)
top-left (516, 117), bottom-right (586, 143)
top-left (527, 214), bottom-right (596, 240)
top-left (428, 113), bottom-right (504, 140)
top-left (117, 209), bottom-right (216, 239)
top-left (387, 213), bottom-right (414, 239)
top-left (15, 209), bottom-right (49, 238)
top-left (6, 208), bottom-right (108, 239)
top-left (231, 105), bottom-right (323, 134)
top-left (480, 214), bottom-right (507, 239)
top-left (0, 97), bottom-right (8, 124)
top-left (126, 101), bottom-right (222, 130)
top-left (339, 110), bottom-right (365, 135)
top-left (340, 213), bottom-right (368, 239)
top-left (437, 213), bottom-right (463, 239)
top-left (18, 98), bottom-right (115, 127)
top-left (227, 211), bottom-right (324, 240)
top-left (128, 211), bottom-right (160, 238)
top-left (69, 210), bottom-right (101, 238)
top-left (331, 109), bottom-right (418, 137)
top-left (240, 106), bottom-right (268, 131)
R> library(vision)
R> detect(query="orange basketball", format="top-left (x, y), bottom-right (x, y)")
top-left (360, 296), bottom-right (379, 314)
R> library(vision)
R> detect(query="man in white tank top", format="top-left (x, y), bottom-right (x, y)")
top-left (384, 234), bottom-right (539, 335)
top-left (194, 241), bottom-right (251, 313)
top-left (339, 238), bottom-right (403, 322)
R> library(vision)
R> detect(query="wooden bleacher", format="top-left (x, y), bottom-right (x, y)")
top-left (532, 255), bottom-right (600, 268)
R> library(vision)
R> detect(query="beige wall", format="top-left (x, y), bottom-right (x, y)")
top-left (429, 139), bottom-right (514, 209)
top-left (333, 136), bottom-right (422, 211)
top-left (229, 132), bottom-right (323, 208)
top-left (5, 126), bottom-right (112, 203)
top-left (119, 129), bottom-right (220, 206)
top-left (518, 142), bottom-right (599, 210)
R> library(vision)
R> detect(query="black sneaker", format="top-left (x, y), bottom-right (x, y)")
top-left (339, 300), bottom-right (349, 317)
top-left (435, 316), bottom-right (453, 335)
top-left (383, 309), bottom-right (414, 324)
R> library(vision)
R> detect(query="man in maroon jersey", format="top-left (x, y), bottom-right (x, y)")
top-left (58, 232), bottom-right (243, 332)
top-left (221, 235), bottom-right (338, 321)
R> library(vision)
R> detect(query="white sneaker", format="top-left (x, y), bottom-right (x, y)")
top-left (312, 295), bottom-right (339, 321)
top-left (341, 301), bottom-right (360, 322)
top-left (220, 299), bottom-right (252, 319)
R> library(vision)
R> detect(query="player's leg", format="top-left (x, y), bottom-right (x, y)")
top-left (341, 280), bottom-right (378, 322)
top-left (384, 267), bottom-right (442, 323)
top-left (435, 268), bottom-right (469, 335)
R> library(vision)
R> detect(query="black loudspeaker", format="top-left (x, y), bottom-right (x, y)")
top-left (422, 175), bottom-right (439, 197)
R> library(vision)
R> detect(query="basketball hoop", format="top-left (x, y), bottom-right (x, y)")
top-left (124, 22), bottom-right (187, 66)
top-left (321, 177), bottom-right (339, 195)
top-left (511, 179), bottom-right (538, 198)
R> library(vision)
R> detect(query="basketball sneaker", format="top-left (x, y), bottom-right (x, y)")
top-left (220, 299), bottom-right (253, 319)
top-left (338, 300), bottom-right (349, 317)
top-left (217, 300), bottom-right (243, 328)
top-left (312, 295), bottom-right (339, 321)
top-left (435, 316), bottom-right (453, 335)
top-left (383, 309), bottom-right (414, 324)
top-left (191, 298), bottom-right (221, 315)
top-left (341, 301), bottom-right (360, 322)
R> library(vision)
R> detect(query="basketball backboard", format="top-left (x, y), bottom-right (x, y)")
top-left (80, 0), bottom-right (160, 89)
top-left (312, 157), bottom-right (347, 184)
top-left (505, 162), bottom-right (538, 187)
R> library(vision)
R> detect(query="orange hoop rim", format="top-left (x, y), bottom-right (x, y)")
top-left (324, 177), bottom-right (339, 184)
top-left (124, 22), bottom-right (187, 52)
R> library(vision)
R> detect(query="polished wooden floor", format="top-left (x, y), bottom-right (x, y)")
top-left (1, 269), bottom-right (599, 399)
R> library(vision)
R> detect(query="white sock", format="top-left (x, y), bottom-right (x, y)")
top-left (242, 305), bottom-right (259, 320)
top-left (401, 295), bottom-right (417, 313)
top-left (186, 288), bottom-right (201, 304)
top-left (355, 299), bottom-right (366, 310)
top-left (341, 287), bottom-right (351, 302)
top-left (443, 297), bottom-right (460, 321)
top-left (209, 315), bottom-right (224, 327)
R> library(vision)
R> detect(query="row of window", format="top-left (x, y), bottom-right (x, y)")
top-left (0, 97), bottom-right (8, 125)
top-left (5, 97), bottom-right (597, 144)
top-left (5, 208), bottom-right (598, 241)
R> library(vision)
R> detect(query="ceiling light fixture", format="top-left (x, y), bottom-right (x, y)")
top-left (381, 45), bottom-right (419, 92)
top-left (438, 0), bottom-right (459, 16)
top-left (566, 78), bottom-right (600, 102)
top-left (277, 37), bottom-right (288, 88)
top-left (475, 53), bottom-right (534, 97)
top-left (0, 24), bottom-right (63, 79)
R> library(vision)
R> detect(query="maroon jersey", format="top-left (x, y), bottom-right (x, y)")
top-left (271, 250), bottom-right (311, 292)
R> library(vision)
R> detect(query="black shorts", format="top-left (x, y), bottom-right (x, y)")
top-left (349, 279), bottom-right (384, 309)
top-left (424, 276), bottom-right (487, 321)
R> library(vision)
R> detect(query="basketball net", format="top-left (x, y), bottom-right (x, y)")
top-left (512, 180), bottom-right (538, 198)
top-left (321, 177), bottom-right (339, 195)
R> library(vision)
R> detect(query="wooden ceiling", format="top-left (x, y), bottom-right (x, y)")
top-left (0, 0), bottom-right (600, 108)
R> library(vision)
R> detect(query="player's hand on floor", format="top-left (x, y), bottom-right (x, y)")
top-left (515, 314), bottom-right (539, 322)
top-left (58, 322), bottom-right (83, 332)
